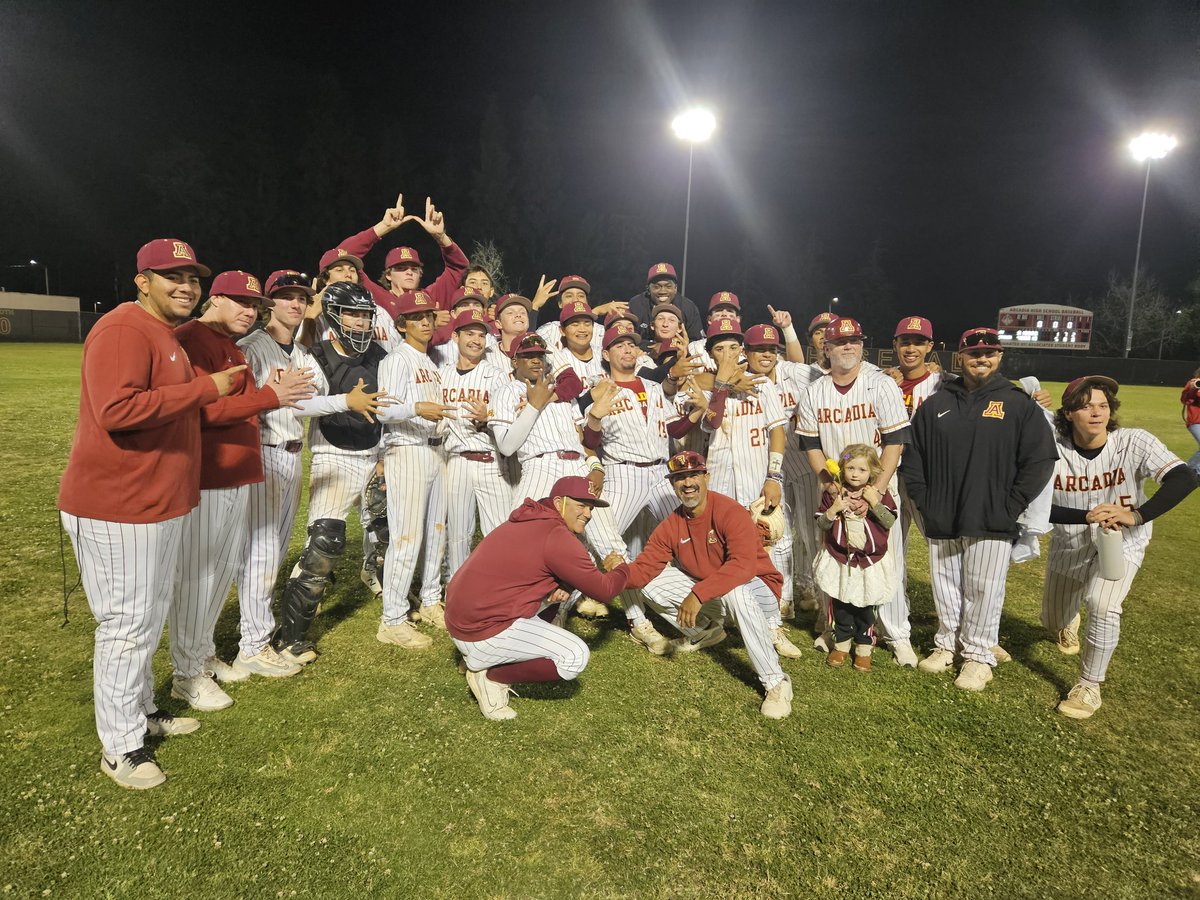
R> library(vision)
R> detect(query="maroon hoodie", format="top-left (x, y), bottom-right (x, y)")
top-left (445, 498), bottom-right (630, 641)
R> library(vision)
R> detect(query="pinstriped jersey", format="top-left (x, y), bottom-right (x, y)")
top-left (590, 378), bottom-right (676, 464)
top-left (685, 337), bottom-right (718, 371)
top-left (773, 360), bottom-right (825, 480)
top-left (547, 343), bottom-right (605, 386)
top-left (438, 360), bottom-right (509, 454)
top-left (238, 330), bottom-right (339, 445)
top-left (702, 381), bottom-right (788, 505)
top-left (378, 342), bottom-right (443, 447)
top-left (430, 330), bottom-right (500, 369)
top-left (537, 320), bottom-right (603, 356)
top-left (899, 370), bottom-right (945, 417)
top-left (491, 380), bottom-right (585, 463)
top-left (1048, 428), bottom-right (1183, 573)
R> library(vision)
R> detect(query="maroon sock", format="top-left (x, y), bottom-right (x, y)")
top-left (536, 603), bottom-right (560, 623)
top-left (487, 657), bottom-right (560, 684)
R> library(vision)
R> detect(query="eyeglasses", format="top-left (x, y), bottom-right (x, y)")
top-left (270, 272), bottom-right (310, 290)
top-left (960, 330), bottom-right (1000, 349)
top-left (667, 454), bottom-right (704, 474)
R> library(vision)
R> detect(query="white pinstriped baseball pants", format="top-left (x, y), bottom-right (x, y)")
top-left (307, 448), bottom-right (384, 559)
top-left (62, 512), bottom-right (184, 756)
top-left (927, 536), bottom-right (1012, 666)
top-left (382, 444), bottom-right (445, 625)
top-left (234, 445), bottom-right (303, 655)
top-left (453, 616), bottom-right (590, 680)
top-left (170, 486), bottom-right (250, 677)
top-left (445, 454), bottom-right (513, 579)
top-left (639, 568), bottom-right (785, 690)
top-left (1041, 562), bottom-right (1140, 683)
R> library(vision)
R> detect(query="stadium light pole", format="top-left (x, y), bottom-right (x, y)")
top-left (1124, 131), bottom-right (1177, 358)
top-left (671, 107), bottom-right (716, 299)
top-left (828, 296), bottom-right (839, 313)
top-left (3, 260), bottom-right (48, 294)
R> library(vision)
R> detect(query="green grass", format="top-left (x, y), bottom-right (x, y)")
top-left (2, 344), bottom-right (1198, 898)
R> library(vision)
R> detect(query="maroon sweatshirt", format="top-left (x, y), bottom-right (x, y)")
top-left (445, 498), bottom-right (630, 641)
top-left (336, 226), bottom-right (469, 316)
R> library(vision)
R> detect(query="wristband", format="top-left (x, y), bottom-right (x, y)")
top-left (768, 452), bottom-right (784, 473)
top-left (588, 458), bottom-right (604, 473)
top-left (766, 471), bottom-right (784, 483)
top-left (782, 324), bottom-right (798, 343)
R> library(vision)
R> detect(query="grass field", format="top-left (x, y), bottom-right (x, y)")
top-left (2, 343), bottom-right (1198, 898)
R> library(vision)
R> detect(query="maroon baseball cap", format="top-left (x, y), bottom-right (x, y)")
top-left (705, 318), bottom-right (744, 348)
top-left (895, 316), bottom-right (934, 339)
top-left (1062, 375), bottom-right (1119, 406)
top-left (604, 308), bottom-right (640, 328)
top-left (547, 475), bottom-right (610, 508)
top-left (744, 323), bottom-right (783, 348)
top-left (509, 331), bottom-right (548, 356)
top-left (654, 338), bottom-right (679, 360)
top-left (384, 246), bottom-right (423, 270)
top-left (264, 270), bottom-right (316, 298)
top-left (603, 320), bottom-right (639, 349)
top-left (559, 275), bottom-right (591, 295)
top-left (136, 238), bottom-right (211, 277)
top-left (495, 294), bottom-right (533, 316)
top-left (209, 270), bottom-right (268, 303)
top-left (452, 290), bottom-right (488, 310)
top-left (393, 290), bottom-right (435, 316)
top-left (559, 299), bottom-right (596, 324)
top-left (807, 311), bottom-right (836, 335)
top-left (452, 308), bottom-right (490, 333)
top-left (958, 327), bottom-right (1003, 351)
top-left (708, 291), bottom-right (740, 313)
top-left (824, 317), bottom-right (864, 344)
top-left (666, 450), bottom-right (707, 478)
top-left (318, 247), bottom-right (363, 273)
top-left (646, 262), bottom-right (678, 284)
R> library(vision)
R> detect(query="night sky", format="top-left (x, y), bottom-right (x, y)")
top-left (1, 0), bottom-right (1197, 344)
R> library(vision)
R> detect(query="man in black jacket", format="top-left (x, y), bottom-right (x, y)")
top-left (900, 327), bottom-right (1057, 691)
top-left (626, 262), bottom-right (704, 344)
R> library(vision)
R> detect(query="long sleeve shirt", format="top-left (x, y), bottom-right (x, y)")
top-left (336, 226), bottom-right (470, 315)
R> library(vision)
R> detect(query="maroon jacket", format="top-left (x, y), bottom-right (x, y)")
top-left (445, 499), bottom-right (630, 641)
top-left (816, 490), bottom-right (896, 569)
top-left (336, 226), bottom-right (469, 316)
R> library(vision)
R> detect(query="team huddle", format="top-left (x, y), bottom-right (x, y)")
top-left (58, 196), bottom-right (1198, 790)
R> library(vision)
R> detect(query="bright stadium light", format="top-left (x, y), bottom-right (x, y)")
top-left (1123, 131), bottom-right (1178, 357)
top-left (1129, 131), bottom-right (1177, 162)
top-left (670, 107), bottom-right (717, 298)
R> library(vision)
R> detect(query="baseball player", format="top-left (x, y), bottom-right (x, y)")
top-left (626, 262), bottom-right (704, 345)
top-left (622, 451), bottom-right (795, 718)
top-left (375, 290), bottom-right (457, 642)
top-left (682, 292), bottom-right (741, 370)
top-left (234, 271), bottom-right (387, 678)
top-left (546, 298), bottom-right (605, 386)
top-left (439, 308), bottom-right (515, 582)
top-left (429, 291), bottom-right (499, 368)
top-left (59, 239), bottom-right (245, 789)
top-left (445, 476), bottom-right (630, 720)
top-left (901, 327), bottom-right (1057, 691)
top-left (536, 276), bottom-right (602, 353)
top-left (1041, 376), bottom-right (1197, 718)
top-left (271, 282), bottom-right (392, 663)
top-left (491, 294), bottom-right (537, 368)
top-left (797, 316), bottom-right (918, 665)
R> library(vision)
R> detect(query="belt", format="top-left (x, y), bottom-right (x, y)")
top-left (534, 450), bottom-right (581, 461)
top-left (427, 437), bottom-right (444, 447)
top-left (459, 451), bottom-right (495, 462)
top-left (611, 459), bottom-right (665, 468)
top-left (264, 440), bottom-right (303, 453)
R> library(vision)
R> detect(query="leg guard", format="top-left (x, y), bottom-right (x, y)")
top-left (363, 470), bottom-right (389, 590)
top-left (273, 519), bottom-right (346, 650)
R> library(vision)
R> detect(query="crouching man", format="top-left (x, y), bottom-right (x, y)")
top-left (444, 477), bottom-right (629, 720)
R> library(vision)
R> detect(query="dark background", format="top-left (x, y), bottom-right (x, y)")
top-left (1, 0), bottom-right (1197, 352)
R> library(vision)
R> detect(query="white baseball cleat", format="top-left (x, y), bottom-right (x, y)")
top-left (991, 644), bottom-right (1013, 664)
top-left (890, 640), bottom-right (919, 668)
top-left (276, 642), bottom-right (317, 666)
top-left (954, 660), bottom-right (994, 692)
top-left (813, 630), bottom-right (834, 653)
top-left (101, 748), bottom-right (165, 790)
top-left (466, 669), bottom-right (517, 721)
top-left (1057, 682), bottom-right (1102, 719)
top-left (1057, 614), bottom-right (1081, 655)
top-left (417, 602), bottom-right (447, 631)
top-left (672, 621), bottom-right (726, 653)
top-left (574, 597), bottom-right (609, 619)
top-left (377, 621), bottom-right (433, 649)
top-left (171, 673), bottom-right (234, 712)
top-left (629, 620), bottom-right (672, 656)
top-left (761, 675), bottom-right (793, 719)
top-left (771, 627), bottom-right (803, 659)
top-left (207, 655), bottom-right (250, 684)
top-left (917, 648), bottom-right (956, 674)
top-left (145, 710), bottom-right (200, 737)
top-left (232, 646), bottom-right (302, 679)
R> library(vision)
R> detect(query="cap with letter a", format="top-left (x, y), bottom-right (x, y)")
top-left (136, 239), bottom-right (211, 277)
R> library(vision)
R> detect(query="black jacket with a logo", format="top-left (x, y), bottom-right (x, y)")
top-left (900, 373), bottom-right (1057, 540)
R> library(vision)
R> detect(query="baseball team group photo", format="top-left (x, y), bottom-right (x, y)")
top-left (4, 2), bottom-right (1199, 897)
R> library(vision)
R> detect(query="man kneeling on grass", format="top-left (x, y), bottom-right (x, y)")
top-left (444, 476), bottom-right (628, 720)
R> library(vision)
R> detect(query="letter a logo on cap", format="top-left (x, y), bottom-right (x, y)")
top-left (765, 327), bottom-right (776, 341)
top-left (416, 291), bottom-right (430, 306)
top-left (337, 248), bottom-right (348, 258)
top-left (246, 275), bottom-right (260, 293)
top-left (657, 264), bottom-right (668, 274)
top-left (172, 241), bottom-right (192, 260)
top-left (841, 320), bottom-right (854, 334)
top-left (587, 480), bottom-right (600, 498)
top-left (908, 317), bottom-right (922, 330)
top-left (720, 319), bottom-right (733, 332)
top-left (401, 249), bottom-right (413, 260)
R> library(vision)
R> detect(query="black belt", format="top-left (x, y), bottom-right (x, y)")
top-left (427, 437), bottom-right (444, 447)
top-left (611, 459), bottom-right (665, 468)
top-left (459, 451), bottom-right (495, 462)
top-left (264, 440), bottom-right (303, 453)
top-left (534, 450), bottom-right (581, 461)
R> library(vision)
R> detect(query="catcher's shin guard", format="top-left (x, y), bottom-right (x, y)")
top-left (273, 518), bottom-right (346, 651)
top-left (363, 469), bottom-right (389, 589)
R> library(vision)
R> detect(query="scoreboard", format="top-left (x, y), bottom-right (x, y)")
top-left (996, 304), bottom-right (1092, 351)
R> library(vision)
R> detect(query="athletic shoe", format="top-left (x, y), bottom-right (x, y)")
top-left (574, 597), bottom-right (609, 619)
top-left (207, 655), bottom-right (250, 684)
top-left (954, 660), bottom-right (993, 692)
top-left (101, 747), bottom-right (165, 790)
top-left (417, 602), bottom-right (447, 630)
top-left (232, 646), bottom-right (302, 679)
top-left (991, 645), bottom-right (1013, 664)
top-left (277, 641), bottom-right (318, 666)
top-left (1057, 614), bottom-right (1081, 655)
top-left (465, 669), bottom-right (517, 721)
top-left (772, 627), bottom-right (803, 659)
top-left (672, 622), bottom-right (726, 653)
top-left (171, 674), bottom-right (234, 711)
top-left (760, 676), bottom-right (793, 719)
top-left (376, 621), bottom-right (433, 649)
top-left (360, 563), bottom-right (383, 597)
top-left (145, 710), bottom-right (200, 737)
top-left (918, 648), bottom-right (956, 674)
top-left (1057, 682), bottom-right (1102, 720)
top-left (891, 640), bottom-right (919, 668)
top-left (826, 649), bottom-right (849, 668)
top-left (813, 630), bottom-right (834, 653)
top-left (852, 650), bottom-right (872, 673)
top-left (629, 620), bottom-right (671, 656)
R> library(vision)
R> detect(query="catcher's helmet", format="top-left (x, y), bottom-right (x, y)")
top-left (324, 282), bottom-right (376, 355)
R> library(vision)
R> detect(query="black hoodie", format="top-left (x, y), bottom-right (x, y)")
top-left (900, 373), bottom-right (1058, 540)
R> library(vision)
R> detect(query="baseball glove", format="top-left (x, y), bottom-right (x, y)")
top-left (749, 497), bottom-right (786, 547)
